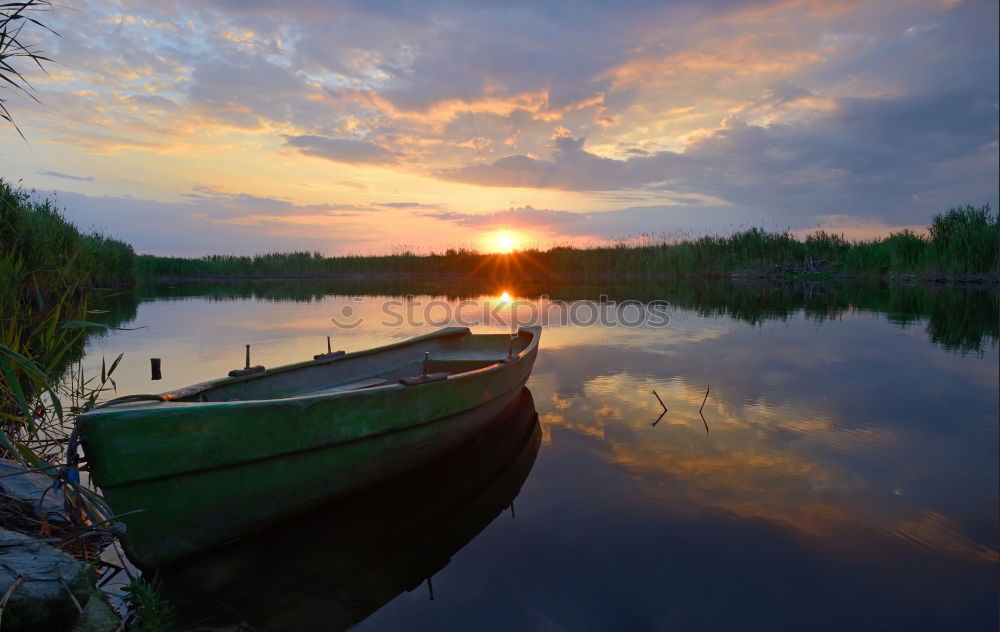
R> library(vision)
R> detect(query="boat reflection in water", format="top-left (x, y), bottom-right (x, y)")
top-left (160, 387), bottom-right (541, 631)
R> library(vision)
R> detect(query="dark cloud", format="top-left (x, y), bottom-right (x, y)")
top-left (284, 135), bottom-right (401, 166)
top-left (287, 1), bottom-right (631, 112)
top-left (38, 170), bottom-right (95, 182)
top-left (438, 81), bottom-right (998, 226)
top-left (438, 136), bottom-right (637, 190)
top-left (187, 57), bottom-right (328, 129)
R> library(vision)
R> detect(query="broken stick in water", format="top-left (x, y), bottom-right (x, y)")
top-left (651, 410), bottom-right (666, 428)
top-left (699, 384), bottom-right (710, 435)
top-left (651, 390), bottom-right (668, 427)
top-left (653, 390), bottom-right (668, 412)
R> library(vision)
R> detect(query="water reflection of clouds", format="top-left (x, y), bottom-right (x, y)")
top-left (529, 314), bottom-right (997, 564)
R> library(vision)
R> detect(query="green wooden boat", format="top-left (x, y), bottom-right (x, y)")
top-left (78, 326), bottom-right (541, 568)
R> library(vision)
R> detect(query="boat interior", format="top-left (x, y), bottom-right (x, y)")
top-left (164, 328), bottom-right (534, 403)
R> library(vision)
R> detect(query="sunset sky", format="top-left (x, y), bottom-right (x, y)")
top-left (1, 0), bottom-right (997, 256)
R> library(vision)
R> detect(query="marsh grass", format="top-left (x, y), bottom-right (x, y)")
top-left (929, 204), bottom-right (998, 274)
top-left (0, 179), bottom-right (135, 460)
top-left (136, 205), bottom-right (997, 282)
top-left (123, 574), bottom-right (176, 632)
top-left (0, 180), bottom-right (128, 628)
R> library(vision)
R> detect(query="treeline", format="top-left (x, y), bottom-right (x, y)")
top-left (137, 205), bottom-right (998, 281)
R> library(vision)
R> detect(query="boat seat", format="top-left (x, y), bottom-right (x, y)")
top-left (300, 378), bottom-right (388, 397)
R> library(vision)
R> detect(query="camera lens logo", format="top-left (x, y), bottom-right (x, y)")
top-left (330, 299), bottom-right (364, 329)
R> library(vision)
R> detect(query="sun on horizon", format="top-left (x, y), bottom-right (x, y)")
top-left (484, 230), bottom-right (522, 254)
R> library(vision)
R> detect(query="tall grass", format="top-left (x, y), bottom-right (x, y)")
top-left (0, 179), bottom-right (135, 458)
top-left (1, 181), bottom-right (136, 287)
top-left (928, 204), bottom-right (998, 274)
top-left (135, 205), bottom-right (998, 282)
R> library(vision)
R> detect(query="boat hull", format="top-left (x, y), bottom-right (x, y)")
top-left (79, 327), bottom-right (540, 568)
top-left (159, 388), bottom-right (541, 630)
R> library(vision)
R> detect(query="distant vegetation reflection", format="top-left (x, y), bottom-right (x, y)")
top-left (116, 279), bottom-right (998, 355)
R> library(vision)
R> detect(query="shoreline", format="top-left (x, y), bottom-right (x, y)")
top-left (132, 270), bottom-right (1000, 287)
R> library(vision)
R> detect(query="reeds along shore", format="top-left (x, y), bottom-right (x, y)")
top-left (1, 181), bottom-right (135, 292)
top-left (136, 205), bottom-right (998, 281)
top-left (1, 180), bottom-right (134, 449)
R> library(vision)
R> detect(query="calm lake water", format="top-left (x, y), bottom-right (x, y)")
top-left (82, 280), bottom-right (998, 631)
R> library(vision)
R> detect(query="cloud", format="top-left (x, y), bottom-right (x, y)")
top-left (183, 184), bottom-right (375, 219)
top-left (419, 205), bottom-right (590, 233)
top-left (20, 184), bottom-right (390, 256)
top-left (373, 201), bottom-right (440, 209)
top-left (419, 203), bottom-right (738, 240)
top-left (437, 80), bottom-right (998, 226)
top-left (437, 135), bottom-right (637, 190)
top-left (284, 135), bottom-right (402, 165)
top-left (38, 170), bottom-right (95, 182)
top-left (39, 190), bottom-right (376, 256)
top-left (186, 55), bottom-right (336, 130)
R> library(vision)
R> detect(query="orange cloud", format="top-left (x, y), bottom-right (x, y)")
top-left (604, 43), bottom-right (825, 91)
